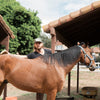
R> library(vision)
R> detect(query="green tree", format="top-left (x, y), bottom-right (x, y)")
top-left (40, 34), bottom-right (51, 48)
top-left (0, 0), bottom-right (41, 54)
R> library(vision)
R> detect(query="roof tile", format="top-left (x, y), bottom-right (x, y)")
top-left (43, 0), bottom-right (100, 33)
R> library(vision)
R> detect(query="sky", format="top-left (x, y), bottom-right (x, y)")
top-left (16, 0), bottom-right (98, 26)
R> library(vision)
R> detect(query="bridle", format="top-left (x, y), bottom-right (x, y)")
top-left (78, 45), bottom-right (94, 68)
top-left (78, 45), bottom-right (100, 69)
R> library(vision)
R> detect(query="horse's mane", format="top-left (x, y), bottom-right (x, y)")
top-left (0, 46), bottom-right (81, 67)
top-left (41, 46), bottom-right (81, 67)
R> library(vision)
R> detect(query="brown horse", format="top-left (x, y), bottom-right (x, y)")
top-left (0, 43), bottom-right (96, 100)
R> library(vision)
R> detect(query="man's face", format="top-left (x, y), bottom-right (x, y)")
top-left (35, 42), bottom-right (43, 49)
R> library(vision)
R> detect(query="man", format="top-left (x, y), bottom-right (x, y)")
top-left (27, 38), bottom-right (51, 59)
top-left (2, 38), bottom-right (51, 59)
top-left (27, 38), bottom-right (52, 100)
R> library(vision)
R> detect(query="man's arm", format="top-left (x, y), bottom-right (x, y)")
top-left (10, 54), bottom-right (27, 59)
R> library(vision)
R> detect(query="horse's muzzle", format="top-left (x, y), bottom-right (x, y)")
top-left (89, 66), bottom-right (96, 71)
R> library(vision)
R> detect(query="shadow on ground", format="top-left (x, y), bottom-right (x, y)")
top-left (17, 87), bottom-right (100, 100)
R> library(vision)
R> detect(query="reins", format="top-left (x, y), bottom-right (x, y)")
top-left (78, 45), bottom-right (94, 68)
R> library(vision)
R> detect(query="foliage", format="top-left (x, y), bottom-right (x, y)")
top-left (0, 45), bottom-right (5, 52)
top-left (40, 34), bottom-right (51, 48)
top-left (0, 0), bottom-right (41, 54)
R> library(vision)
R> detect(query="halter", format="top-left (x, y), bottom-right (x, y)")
top-left (78, 45), bottom-right (94, 68)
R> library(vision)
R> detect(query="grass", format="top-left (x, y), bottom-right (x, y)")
top-left (0, 97), bottom-right (2, 100)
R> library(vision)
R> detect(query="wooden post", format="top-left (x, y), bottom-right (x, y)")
top-left (68, 72), bottom-right (71, 96)
top-left (3, 36), bottom-right (9, 100)
top-left (3, 86), bottom-right (7, 100)
top-left (50, 27), bottom-right (56, 53)
top-left (5, 36), bottom-right (9, 51)
top-left (77, 62), bottom-right (79, 93)
top-left (0, 36), bottom-right (9, 51)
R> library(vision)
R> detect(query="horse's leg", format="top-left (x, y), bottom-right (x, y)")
top-left (0, 81), bottom-right (8, 96)
top-left (36, 93), bottom-right (44, 100)
top-left (47, 90), bottom-right (57, 100)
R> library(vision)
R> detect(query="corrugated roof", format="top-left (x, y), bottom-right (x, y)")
top-left (42, 1), bottom-right (100, 47)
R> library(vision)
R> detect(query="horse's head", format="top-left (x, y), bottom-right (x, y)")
top-left (0, 50), bottom-right (9, 55)
top-left (78, 42), bottom-right (96, 71)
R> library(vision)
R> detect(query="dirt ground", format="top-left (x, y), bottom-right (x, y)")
top-left (1, 70), bottom-right (100, 100)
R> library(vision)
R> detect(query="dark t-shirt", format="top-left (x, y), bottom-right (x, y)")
top-left (27, 49), bottom-right (52, 59)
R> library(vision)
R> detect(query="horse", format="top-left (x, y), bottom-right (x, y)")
top-left (0, 43), bottom-right (96, 100)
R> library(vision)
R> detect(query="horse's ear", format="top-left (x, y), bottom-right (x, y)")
top-left (0, 50), bottom-right (9, 55)
top-left (77, 42), bottom-right (80, 45)
top-left (79, 42), bottom-right (87, 48)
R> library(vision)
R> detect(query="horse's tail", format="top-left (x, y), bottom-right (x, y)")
top-left (0, 50), bottom-right (9, 55)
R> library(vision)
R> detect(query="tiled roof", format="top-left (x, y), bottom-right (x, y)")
top-left (43, 1), bottom-right (100, 33)
top-left (42, 1), bottom-right (100, 47)
top-left (0, 15), bottom-right (15, 39)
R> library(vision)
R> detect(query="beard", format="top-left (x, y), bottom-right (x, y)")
top-left (34, 47), bottom-right (43, 52)
top-left (34, 43), bottom-right (44, 52)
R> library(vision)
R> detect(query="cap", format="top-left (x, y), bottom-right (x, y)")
top-left (35, 38), bottom-right (42, 43)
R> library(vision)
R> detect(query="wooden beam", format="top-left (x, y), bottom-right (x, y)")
top-left (0, 36), bottom-right (9, 51)
top-left (50, 27), bottom-right (56, 53)
top-left (3, 86), bottom-right (7, 100)
top-left (1, 36), bottom-right (10, 100)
